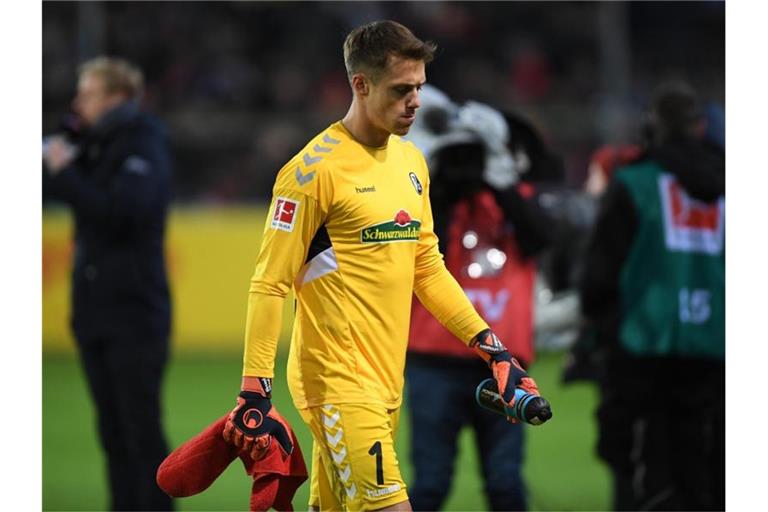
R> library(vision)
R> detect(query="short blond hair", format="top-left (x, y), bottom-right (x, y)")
top-left (78, 56), bottom-right (144, 100)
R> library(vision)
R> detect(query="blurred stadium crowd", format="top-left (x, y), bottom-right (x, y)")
top-left (43, 1), bottom-right (724, 201)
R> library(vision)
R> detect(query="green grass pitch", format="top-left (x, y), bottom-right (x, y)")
top-left (43, 350), bottom-right (609, 511)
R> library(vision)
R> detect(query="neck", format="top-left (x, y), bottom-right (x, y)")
top-left (341, 99), bottom-right (390, 148)
top-left (92, 100), bottom-right (138, 134)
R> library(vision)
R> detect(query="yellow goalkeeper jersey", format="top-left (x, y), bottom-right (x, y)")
top-left (242, 121), bottom-right (488, 409)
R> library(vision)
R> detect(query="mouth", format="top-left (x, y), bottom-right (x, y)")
top-left (401, 113), bottom-right (416, 124)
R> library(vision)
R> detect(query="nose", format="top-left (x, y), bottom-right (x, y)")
top-left (408, 90), bottom-right (420, 110)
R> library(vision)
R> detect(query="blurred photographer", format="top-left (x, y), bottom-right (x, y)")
top-left (404, 87), bottom-right (556, 511)
top-left (580, 81), bottom-right (724, 511)
top-left (43, 56), bottom-right (173, 511)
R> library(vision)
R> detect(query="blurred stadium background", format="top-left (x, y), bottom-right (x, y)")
top-left (42, 2), bottom-right (724, 510)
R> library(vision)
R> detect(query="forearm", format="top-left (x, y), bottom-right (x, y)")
top-left (241, 290), bottom-right (285, 378)
top-left (228, 288), bottom-right (293, 458)
top-left (414, 266), bottom-right (488, 345)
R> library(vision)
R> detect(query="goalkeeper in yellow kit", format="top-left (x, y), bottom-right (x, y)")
top-left (222, 20), bottom-right (541, 511)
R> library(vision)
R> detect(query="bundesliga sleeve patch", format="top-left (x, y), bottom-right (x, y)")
top-left (271, 197), bottom-right (299, 232)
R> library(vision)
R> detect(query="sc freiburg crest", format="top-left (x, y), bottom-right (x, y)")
top-left (409, 172), bottom-right (423, 195)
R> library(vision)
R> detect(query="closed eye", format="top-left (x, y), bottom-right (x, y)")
top-left (392, 83), bottom-right (425, 97)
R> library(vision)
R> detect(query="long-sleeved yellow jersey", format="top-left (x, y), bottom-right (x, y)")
top-left (243, 121), bottom-right (488, 409)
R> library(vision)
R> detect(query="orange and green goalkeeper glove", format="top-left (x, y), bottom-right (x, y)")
top-left (222, 377), bottom-right (293, 460)
top-left (471, 329), bottom-right (540, 421)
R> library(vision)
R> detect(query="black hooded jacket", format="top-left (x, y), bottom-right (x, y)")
top-left (43, 102), bottom-right (173, 341)
top-left (579, 138), bottom-right (725, 349)
top-left (428, 141), bottom-right (556, 260)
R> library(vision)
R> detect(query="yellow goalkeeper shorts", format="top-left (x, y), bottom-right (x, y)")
top-left (299, 403), bottom-right (408, 511)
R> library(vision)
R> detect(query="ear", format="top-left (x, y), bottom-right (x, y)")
top-left (351, 74), bottom-right (369, 97)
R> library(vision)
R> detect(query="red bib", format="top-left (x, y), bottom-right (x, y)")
top-left (409, 189), bottom-right (535, 365)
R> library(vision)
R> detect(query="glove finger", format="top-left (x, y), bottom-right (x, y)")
top-left (493, 363), bottom-right (512, 401)
top-left (520, 377), bottom-right (540, 396)
top-left (241, 434), bottom-right (254, 453)
top-left (255, 435), bottom-right (271, 450)
top-left (231, 428), bottom-right (245, 448)
top-left (222, 421), bottom-right (234, 443)
top-left (250, 435), bottom-right (271, 461)
top-left (253, 434), bottom-right (272, 450)
top-left (500, 387), bottom-right (515, 405)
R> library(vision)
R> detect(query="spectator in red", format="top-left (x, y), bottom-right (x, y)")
top-left (585, 144), bottom-right (642, 197)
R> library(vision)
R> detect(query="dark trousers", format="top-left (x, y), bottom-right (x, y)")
top-left (596, 356), bottom-right (725, 511)
top-left (77, 333), bottom-right (173, 511)
top-left (406, 353), bottom-right (527, 511)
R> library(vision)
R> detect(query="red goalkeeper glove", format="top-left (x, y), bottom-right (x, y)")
top-left (471, 329), bottom-right (539, 421)
top-left (222, 377), bottom-right (293, 460)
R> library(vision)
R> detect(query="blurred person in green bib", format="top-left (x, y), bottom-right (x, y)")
top-left (580, 81), bottom-right (724, 511)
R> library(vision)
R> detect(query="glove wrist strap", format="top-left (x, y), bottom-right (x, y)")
top-left (241, 376), bottom-right (272, 398)
top-left (470, 329), bottom-right (511, 365)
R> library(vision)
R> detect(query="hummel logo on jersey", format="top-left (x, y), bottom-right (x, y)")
top-left (271, 197), bottom-right (299, 232)
top-left (355, 185), bottom-right (376, 193)
top-left (295, 167), bottom-right (315, 185)
top-left (409, 172), bottom-right (423, 195)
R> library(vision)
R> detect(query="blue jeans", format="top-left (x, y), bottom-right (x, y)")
top-left (406, 353), bottom-right (527, 511)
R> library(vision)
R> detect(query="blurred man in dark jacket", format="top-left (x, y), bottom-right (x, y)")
top-left (580, 81), bottom-right (724, 511)
top-left (43, 56), bottom-right (174, 511)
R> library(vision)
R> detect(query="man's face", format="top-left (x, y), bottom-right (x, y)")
top-left (365, 56), bottom-right (426, 137)
top-left (72, 73), bottom-right (125, 127)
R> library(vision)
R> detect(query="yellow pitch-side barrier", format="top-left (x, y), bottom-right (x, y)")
top-left (42, 205), bottom-right (295, 353)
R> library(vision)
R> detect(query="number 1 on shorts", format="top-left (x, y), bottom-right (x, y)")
top-left (369, 441), bottom-right (384, 485)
